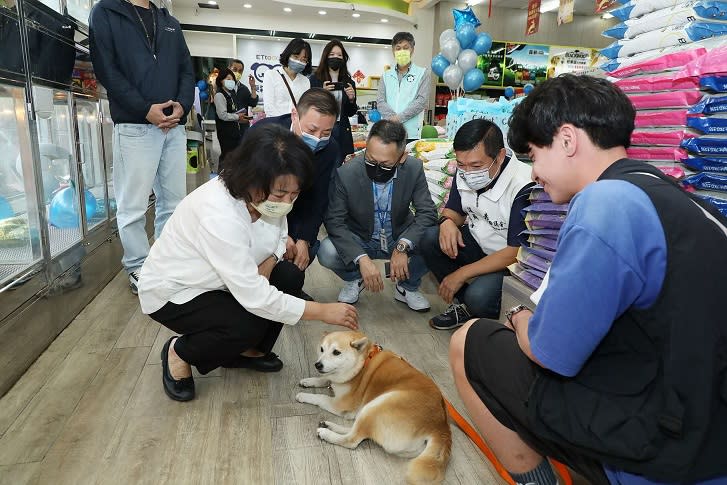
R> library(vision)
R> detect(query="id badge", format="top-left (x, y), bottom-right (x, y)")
top-left (379, 229), bottom-right (388, 251)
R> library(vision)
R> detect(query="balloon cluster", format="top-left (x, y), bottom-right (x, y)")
top-left (197, 80), bottom-right (209, 102)
top-left (431, 7), bottom-right (493, 93)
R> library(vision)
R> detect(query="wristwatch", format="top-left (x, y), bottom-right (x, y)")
top-left (505, 304), bottom-right (530, 326)
top-left (395, 240), bottom-right (410, 254)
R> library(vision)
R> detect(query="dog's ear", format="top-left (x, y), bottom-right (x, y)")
top-left (350, 337), bottom-right (369, 352)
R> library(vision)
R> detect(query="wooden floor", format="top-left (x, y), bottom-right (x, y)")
top-left (0, 260), bottom-right (516, 485)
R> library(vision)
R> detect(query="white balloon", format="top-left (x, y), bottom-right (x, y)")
top-left (439, 29), bottom-right (457, 48)
top-left (457, 49), bottom-right (478, 72)
top-left (441, 39), bottom-right (461, 64)
top-left (443, 64), bottom-right (464, 90)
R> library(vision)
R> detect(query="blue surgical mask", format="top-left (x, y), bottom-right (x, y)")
top-left (288, 58), bottom-right (306, 74)
top-left (296, 116), bottom-right (330, 152)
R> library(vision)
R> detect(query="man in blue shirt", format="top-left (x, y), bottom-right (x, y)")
top-left (448, 75), bottom-right (727, 485)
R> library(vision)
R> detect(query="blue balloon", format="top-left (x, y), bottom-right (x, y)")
top-left (431, 54), bottom-right (450, 78)
top-left (504, 86), bottom-right (515, 99)
top-left (368, 108), bottom-right (382, 123)
top-left (463, 68), bottom-right (485, 92)
top-left (0, 196), bottom-right (12, 219)
top-left (472, 32), bottom-right (493, 55)
top-left (452, 6), bottom-right (481, 30)
top-left (49, 187), bottom-right (98, 228)
top-left (456, 23), bottom-right (476, 50)
top-left (196, 80), bottom-right (208, 91)
top-left (523, 83), bottom-right (535, 94)
top-left (199, 90), bottom-right (209, 102)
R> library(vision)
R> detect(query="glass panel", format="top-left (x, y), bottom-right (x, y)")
top-left (66, 0), bottom-right (97, 26)
top-left (75, 98), bottom-right (106, 230)
top-left (0, 8), bottom-right (24, 75)
top-left (100, 99), bottom-right (115, 219)
top-left (33, 86), bottom-right (82, 257)
top-left (0, 84), bottom-right (43, 285)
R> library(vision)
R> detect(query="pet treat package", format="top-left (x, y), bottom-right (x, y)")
top-left (605, 1), bottom-right (727, 40)
top-left (700, 76), bottom-right (727, 92)
top-left (529, 235), bottom-right (559, 251)
top-left (600, 22), bottom-right (727, 60)
top-left (627, 90), bottom-right (703, 109)
top-left (657, 165), bottom-right (687, 178)
top-left (627, 146), bottom-right (688, 160)
top-left (681, 136), bottom-right (727, 155)
top-left (423, 158), bottom-right (457, 176)
top-left (446, 96), bottom-right (522, 143)
top-left (424, 170), bottom-right (453, 189)
top-left (529, 188), bottom-right (552, 202)
top-left (635, 109), bottom-right (690, 127)
top-left (518, 246), bottom-right (551, 273)
top-left (631, 128), bottom-right (697, 146)
top-left (681, 156), bottom-right (727, 172)
top-left (525, 212), bottom-right (567, 230)
top-left (614, 72), bottom-right (699, 92)
top-left (522, 228), bottom-right (561, 238)
top-left (682, 171), bottom-right (727, 191)
top-left (689, 93), bottom-right (727, 114)
top-left (687, 115), bottom-right (727, 133)
top-left (508, 263), bottom-right (544, 290)
top-left (604, 45), bottom-right (707, 76)
top-left (521, 202), bottom-right (570, 214)
top-left (698, 194), bottom-right (727, 215)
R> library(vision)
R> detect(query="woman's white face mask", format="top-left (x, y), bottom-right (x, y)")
top-left (252, 200), bottom-right (294, 218)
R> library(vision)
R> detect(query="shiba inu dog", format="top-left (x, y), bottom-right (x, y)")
top-left (296, 331), bottom-right (452, 484)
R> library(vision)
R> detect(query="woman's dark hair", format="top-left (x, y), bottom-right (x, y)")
top-left (453, 119), bottom-right (504, 159)
top-left (220, 124), bottom-right (314, 203)
top-left (215, 67), bottom-right (236, 92)
top-left (508, 74), bottom-right (635, 153)
top-left (314, 39), bottom-right (351, 83)
top-left (279, 38), bottom-right (313, 76)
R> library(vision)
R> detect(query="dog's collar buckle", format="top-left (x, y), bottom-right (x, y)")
top-left (364, 344), bottom-right (383, 367)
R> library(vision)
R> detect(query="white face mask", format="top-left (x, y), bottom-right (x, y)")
top-left (252, 200), bottom-right (294, 218)
top-left (459, 158), bottom-right (499, 191)
top-left (223, 79), bottom-right (236, 90)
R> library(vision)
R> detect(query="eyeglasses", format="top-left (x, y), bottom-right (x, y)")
top-left (364, 151), bottom-right (403, 171)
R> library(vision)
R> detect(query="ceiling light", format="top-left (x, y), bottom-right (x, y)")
top-left (276, 38), bottom-right (281, 41)
top-left (318, 10), bottom-right (326, 15)
top-left (283, 7), bottom-right (291, 12)
top-left (601, 12), bottom-right (614, 19)
top-left (207, 0), bottom-right (216, 4)
top-left (539, 0), bottom-right (559, 12)
top-left (352, 12), bottom-right (360, 17)
top-left (356, 43), bottom-right (361, 46)
top-left (380, 18), bottom-right (388, 22)
top-left (243, 3), bottom-right (251, 7)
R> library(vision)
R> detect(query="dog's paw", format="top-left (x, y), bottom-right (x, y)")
top-left (299, 378), bottom-right (318, 388)
top-left (296, 392), bottom-right (314, 404)
top-left (317, 427), bottom-right (335, 442)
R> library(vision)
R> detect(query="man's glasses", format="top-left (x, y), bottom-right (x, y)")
top-left (364, 151), bottom-right (403, 171)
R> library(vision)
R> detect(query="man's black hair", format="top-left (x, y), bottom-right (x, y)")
top-left (368, 120), bottom-right (407, 152)
top-left (297, 88), bottom-right (339, 119)
top-left (229, 58), bottom-right (243, 67)
top-left (392, 32), bottom-right (415, 48)
top-left (453, 119), bottom-right (505, 159)
top-left (220, 124), bottom-right (313, 202)
top-left (508, 74), bottom-right (635, 153)
top-left (279, 38), bottom-right (313, 76)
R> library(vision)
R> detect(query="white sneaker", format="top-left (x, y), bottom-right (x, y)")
top-left (129, 271), bottom-right (140, 295)
top-left (338, 279), bottom-right (364, 304)
top-left (394, 284), bottom-right (431, 312)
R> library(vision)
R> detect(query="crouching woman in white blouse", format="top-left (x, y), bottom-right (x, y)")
top-left (138, 124), bottom-right (358, 402)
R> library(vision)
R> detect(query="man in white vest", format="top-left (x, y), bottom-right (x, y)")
top-left (376, 32), bottom-right (431, 141)
top-left (420, 119), bottom-right (534, 330)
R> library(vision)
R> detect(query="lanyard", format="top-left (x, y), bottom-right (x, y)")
top-left (373, 181), bottom-right (392, 230)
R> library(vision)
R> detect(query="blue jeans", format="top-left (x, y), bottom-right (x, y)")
top-left (420, 225), bottom-right (505, 319)
top-left (317, 235), bottom-right (429, 292)
top-left (113, 124), bottom-right (187, 273)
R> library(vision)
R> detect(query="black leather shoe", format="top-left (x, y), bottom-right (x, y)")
top-left (222, 352), bottom-right (284, 372)
top-left (161, 337), bottom-right (195, 401)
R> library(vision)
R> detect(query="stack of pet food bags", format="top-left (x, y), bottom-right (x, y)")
top-left (411, 139), bottom-right (457, 213)
top-left (508, 186), bottom-right (568, 291)
top-left (600, 0), bottom-right (727, 216)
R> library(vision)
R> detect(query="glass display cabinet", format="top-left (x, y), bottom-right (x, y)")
top-left (74, 96), bottom-right (107, 231)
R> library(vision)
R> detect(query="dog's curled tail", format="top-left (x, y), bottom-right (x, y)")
top-left (405, 429), bottom-right (452, 485)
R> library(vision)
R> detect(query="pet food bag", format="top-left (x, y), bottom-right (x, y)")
top-left (682, 171), bottom-right (727, 190)
top-left (525, 212), bottom-right (567, 230)
top-left (508, 262), bottom-right (544, 290)
top-left (627, 146), bottom-right (688, 160)
top-left (681, 135), bottom-right (727, 155)
top-left (446, 97), bottom-right (522, 144)
top-left (631, 128), bottom-right (697, 146)
top-left (600, 22), bottom-right (727, 60)
top-left (604, 44), bottom-right (707, 76)
top-left (628, 90), bottom-right (703, 109)
top-left (635, 109), bottom-right (690, 127)
top-left (425, 170), bottom-right (454, 189)
top-left (681, 156), bottom-right (727, 171)
top-left (605, 1), bottom-right (727, 39)
top-left (687, 115), bottom-right (727, 133)
top-left (614, 71), bottom-right (700, 92)
top-left (611, 0), bottom-right (685, 20)
top-left (698, 193), bottom-right (727, 215)
top-left (689, 94), bottom-right (727, 114)
top-left (700, 76), bottom-right (727, 92)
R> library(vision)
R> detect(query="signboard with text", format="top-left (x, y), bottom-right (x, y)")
top-left (504, 43), bottom-right (550, 86)
top-left (558, 0), bottom-right (574, 25)
top-left (526, 0), bottom-right (541, 36)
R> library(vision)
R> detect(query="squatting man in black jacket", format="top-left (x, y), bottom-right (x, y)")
top-left (89, 0), bottom-right (194, 295)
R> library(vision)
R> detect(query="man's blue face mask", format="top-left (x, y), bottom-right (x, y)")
top-left (296, 116), bottom-right (330, 153)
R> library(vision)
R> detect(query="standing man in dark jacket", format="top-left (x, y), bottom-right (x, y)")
top-left (228, 58), bottom-right (258, 139)
top-left (89, 0), bottom-right (194, 294)
top-left (246, 88), bottom-right (341, 297)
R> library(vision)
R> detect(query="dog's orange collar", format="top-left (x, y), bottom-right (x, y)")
top-left (364, 344), bottom-right (383, 367)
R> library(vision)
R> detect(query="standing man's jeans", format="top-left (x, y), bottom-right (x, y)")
top-left (113, 124), bottom-right (186, 273)
top-left (317, 234), bottom-right (429, 292)
top-left (420, 224), bottom-right (506, 319)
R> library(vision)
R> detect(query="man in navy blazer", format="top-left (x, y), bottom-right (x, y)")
top-left (318, 120), bottom-right (437, 311)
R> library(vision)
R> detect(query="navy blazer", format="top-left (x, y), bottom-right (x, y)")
top-left (247, 114), bottom-right (342, 243)
top-left (324, 155), bottom-right (437, 264)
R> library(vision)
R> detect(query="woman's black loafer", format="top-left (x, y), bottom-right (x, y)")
top-left (222, 352), bottom-right (283, 372)
top-left (161, 337), bottom-right (195, 401)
